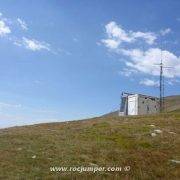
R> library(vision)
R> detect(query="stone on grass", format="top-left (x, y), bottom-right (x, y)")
top-left (151, 133), bottom-right (157, 137)
top-left (149, 124), bottom-right (155, 127)
top-left (154, 129), bottom-right (162, 134)
top-left (169, 131), bottom-right (176, 135)
top-left (170, 159), bottom-right (180, 164)
top-left (32, 155), bottom-right (36, 159)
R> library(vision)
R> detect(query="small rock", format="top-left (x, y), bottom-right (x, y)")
top-left (149, 124), bottom-right (155, 127)
top-left (154, 129), bottom-right (162, 134)
top-left (151, 133), bottom-right (157, 137)
top-left (170, 159), bottom-right (180, 164)
top-left (169, 131), bottom-right (176, 135)
top-left (32, 155), bottom-right (36, 159)
top-left (17, 147), bottom-right (22, 151)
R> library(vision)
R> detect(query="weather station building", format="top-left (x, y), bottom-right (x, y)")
top-left (119, 92), bottom-right (159, 116)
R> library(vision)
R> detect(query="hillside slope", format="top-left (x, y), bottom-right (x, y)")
top-left (164, 95), bottom-right (180, 112)
top-left (103, 95), bottom-right (180, 117)
top-left (0, 111), bottom-right (179, 179)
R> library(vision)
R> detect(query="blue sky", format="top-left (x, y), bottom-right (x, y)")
top-left (0, 0), bottom-right (180, 128)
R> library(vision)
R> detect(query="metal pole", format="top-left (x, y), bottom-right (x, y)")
top-left (160, 61), bottom-right (163, 113)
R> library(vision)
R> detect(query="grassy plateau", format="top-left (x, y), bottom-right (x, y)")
top-left (0, 110), bottom-right (179, 179)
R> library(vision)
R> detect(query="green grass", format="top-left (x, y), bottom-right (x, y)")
top-left (0, 111), bottom-right (180, 179)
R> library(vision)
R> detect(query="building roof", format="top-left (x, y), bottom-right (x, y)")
top-left (122, 92), bottom-right (159, 100)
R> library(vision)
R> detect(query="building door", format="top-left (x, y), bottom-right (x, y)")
top-left (128, 97), bottom-right (137, 115)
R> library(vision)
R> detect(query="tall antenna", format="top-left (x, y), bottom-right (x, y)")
top-left (159, 53), bottom-right (164, 112)
top-left (155, 48), bottom-right (172, 113)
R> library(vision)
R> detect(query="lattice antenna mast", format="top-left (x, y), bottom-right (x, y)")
top-left (159, 51), bottom-right (164, 112)
top-left (155, 49), bottom-right (172, 113)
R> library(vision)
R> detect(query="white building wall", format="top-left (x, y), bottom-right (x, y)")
top-left (128, 94), bottom-right (138, 115)
top-left (127, 94), bottom-right (159, 115)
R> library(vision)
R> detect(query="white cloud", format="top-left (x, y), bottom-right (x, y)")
top-left (140, 79), bottom-right (159, 87)
top-left (131, 31), bottom-right (157, 45)
top-left (17, 18), bottom-right (28, 30)
top-left (101, 21), bottom-right (180, 86)
top-left (119, 68), bottom-right (137, 77)
top-left (101, 21), bottom-right (157, 49)
top-left (57, 48), bottom-right (72, 55)
top-left (13, 37), bottom-right (57, 54)
top-left (13, 40), bottom-right (22, 47)
top-left (102, 39), bottom-right (120, 49)
top-left (167, 78), bottom-right (180, 85)
top-left (0, 13), bottom-right (59, 55)
top-left (160, 28), bottom-right (171, 36)
top-left (22, 37), bottom-right (50, 51)
top-left (0, 20), bottom-right (11, 36)
top-left (120, 48), bottom-right (180, 78)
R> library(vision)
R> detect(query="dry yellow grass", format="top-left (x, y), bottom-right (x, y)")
top-left (0, 111), bottom-right (179, 179)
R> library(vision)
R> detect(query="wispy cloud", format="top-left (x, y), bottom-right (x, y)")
top-left (17, 18), bottom-right (28, 30)
top-left (13, 37), bottom-right (51, 52)
top-left (0, 102), bottom-right (22, 110)
top-left (167, 78), bottom-right (180, 85)
top-left (139, 79), bottom-right (159, 87)
top-left (118, 68), bottom-right (137, 77)
top-left (0, 12), bottom-right (57, 54)
top-left (101, 21), bottom-right (180, 82)
top-left (160, 28), bottom-right (171, 36)
top-left (101, 21), bottom-right (157, 49)
top-left (119, 48), bottom-right (179, 78)
top-left (0, 101), bottom-right (59, 115)
top-left (0, 104), bottom-right (61, 128)
top-left (0, 20), bottom-right (11, 36)
top-left (22, 37), bottom-right (50, 51)
top-left (57, 48), bottom-right (72, 56)
top-left (13, 36), bottom-right (65, 54)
